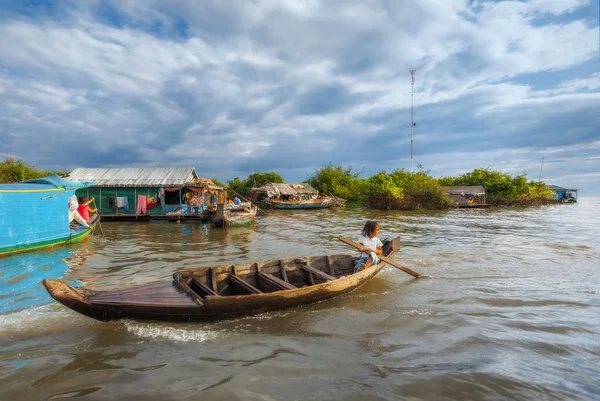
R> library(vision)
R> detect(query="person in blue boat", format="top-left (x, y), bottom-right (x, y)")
top-left (67, 195), bottom-right (91, 229)
top-left (354, 220), bottom-right (383, 273)
top-left (234, 195), bottom-right (242, 205)
top-left (77, 196), bottom-right (97, 223)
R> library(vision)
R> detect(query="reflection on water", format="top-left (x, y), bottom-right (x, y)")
top-left (1, 200), bottom-right (599, 400)
top-left (0, 248), bottom-right (95, 314)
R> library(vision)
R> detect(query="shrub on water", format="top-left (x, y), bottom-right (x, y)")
top-left (361, 168), bottom-right (455, 210)
top-left (305, 163), bottom-right (362, 201)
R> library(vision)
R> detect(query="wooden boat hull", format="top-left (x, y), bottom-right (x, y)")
top-left (212, 205), bottom-right (258, 226)
top-left (270, 198), bottom-right (332, 209)
top-left (43, 237), bottom-right (401, 322)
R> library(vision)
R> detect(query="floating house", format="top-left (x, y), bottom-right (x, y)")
top-left (442, 186), bottom-right (488, 208)
top-left (548, 185), bottom-right (578, 203)
top-left (68, 167), bottom-right (225, 220)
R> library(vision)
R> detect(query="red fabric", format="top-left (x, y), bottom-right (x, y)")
top-left (147, 200), bottom-right (158, 210)
top-left (77, 205), bottom-right (91, 222)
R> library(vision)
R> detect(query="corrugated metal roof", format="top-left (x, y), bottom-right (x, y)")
top-left (442, 186), bottom-right (486, 195)
top-left (548, 185), bottom-right (578, 191)
top-left (68, 167), bottom-right (198, 187)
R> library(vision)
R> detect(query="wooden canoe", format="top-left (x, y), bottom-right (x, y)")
top-left (43, 237), bottom-right (401, 322)
top-left (212, 203), bottom-right (258, 226)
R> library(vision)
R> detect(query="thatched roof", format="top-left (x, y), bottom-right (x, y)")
top-left (251, 182), bottom-right (318, 197)
top-left (288, 183), bottom-right (318, 194)
top-left (251, 183), bottom-right (296, 197)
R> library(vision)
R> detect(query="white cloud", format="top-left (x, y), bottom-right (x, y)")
top-left (0, 0), bottom-right (598, 192)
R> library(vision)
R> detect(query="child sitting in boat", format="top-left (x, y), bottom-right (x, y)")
top-left (77, 196), bottom-right (97, 223)
top-left (68, 195), bottom-right (90, 229)
top-left (354, 220), bottom-right (383, 273)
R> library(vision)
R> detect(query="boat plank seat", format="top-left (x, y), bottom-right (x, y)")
top-left (190, 278), bottom-right (218, 297)
top-left (301, 265), bottom-right (336, 282)
top-left (257, 272), bottom-right (297, 291)
top-left (229, 274), bottom-right (263, 294)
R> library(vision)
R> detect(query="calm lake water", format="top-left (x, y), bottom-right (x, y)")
top-left (1, 199), bottom-right (599, 401)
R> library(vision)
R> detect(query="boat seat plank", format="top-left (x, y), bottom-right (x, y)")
top-left (257, 272), bottom-right (297, 291)
top-left (190, 278), bottom-right (218, 297)
top-left (229, 274), bottom-right (263, 294)
top-left (279, 260), bottom-right (289, 283)
top-left (301, 265), bottom-right (336, 282)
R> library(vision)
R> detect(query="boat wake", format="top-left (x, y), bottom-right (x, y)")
top-left (121, 320), bottom-right (221, 343)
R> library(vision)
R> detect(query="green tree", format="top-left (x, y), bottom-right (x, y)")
top-left (361, 168), bottom-right (455, 210)
top-left (0, 158), bottom-right (65, 183)
top-left (226, 172), bottom-right (285, 197)
top-left (305, 163), bottom-right (361, 201)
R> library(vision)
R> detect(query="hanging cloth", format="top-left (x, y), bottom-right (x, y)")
top-left (122, 197), bottom-right (129, 214)
top-left (106, 196), bottom-right (117, 212)
top-left (147, 196), bottom-right (158, 210)
top-left (136, 195), bottom-right (147, 215)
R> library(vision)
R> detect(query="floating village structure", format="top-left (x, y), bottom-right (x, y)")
top-left (548, 185), bottom-right (578, 203)
top-left (442, 185), bottom-right (488, 208)
top-left (250, 183), bottom-right (334, 209)
top-left (68, 167), bottom-right (225, 221)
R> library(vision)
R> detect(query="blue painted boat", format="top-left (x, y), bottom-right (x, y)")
top-left (0, 175), bottom-right (97, 257)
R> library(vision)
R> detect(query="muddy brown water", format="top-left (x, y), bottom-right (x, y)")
top-left (1, 199), bottom-right (599, 400)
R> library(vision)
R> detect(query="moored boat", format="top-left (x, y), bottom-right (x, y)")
top-left (0, 175), bottom-right (98, 257)
top-left (250, 182), bottom-right (340, 209)
top-left (43, 237), bottom-right (401, 322)
top-left (268, 196), bottom-right (333, 209)
top-left (212, 202), bottom-right (258, 226)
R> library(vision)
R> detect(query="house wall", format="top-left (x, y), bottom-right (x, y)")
top-left (75, 186), bottom-right (164, 215)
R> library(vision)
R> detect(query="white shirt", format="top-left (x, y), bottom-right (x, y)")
top-left (357, 235), bottom-right (383, 257)
top-left (68, 195), bottom-right (79, 211)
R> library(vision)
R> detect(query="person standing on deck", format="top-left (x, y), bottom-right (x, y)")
top-left (354, 221), bottom-right (383, 273)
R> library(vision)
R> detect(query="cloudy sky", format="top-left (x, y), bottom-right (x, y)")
top-left (0, 0), bottom-right (598, 194)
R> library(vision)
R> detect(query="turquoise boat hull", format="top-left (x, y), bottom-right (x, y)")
top-left (0, 175), bottom-right (94, 257)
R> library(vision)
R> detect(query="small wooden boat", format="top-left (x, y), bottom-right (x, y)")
top-left (43, 237), bottom-right (401, 322)
top-left (268, 196), bottom-right (333, 209)
top-left (212, 203), bottom-right (258, 226)
top-left (0, 175), bottom-right (98, 257)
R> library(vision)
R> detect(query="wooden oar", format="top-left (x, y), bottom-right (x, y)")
top-left (91, 198), bottom-right (105, 237)
top-left (338, 235), bottom-right (423, 278)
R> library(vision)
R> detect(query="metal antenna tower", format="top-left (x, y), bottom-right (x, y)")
top-left (409, 70), bottom-right (416, 173)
